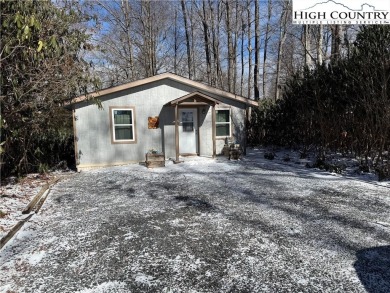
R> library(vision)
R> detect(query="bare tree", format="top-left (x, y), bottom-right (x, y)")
top-left (317, 24), bottom-right (323, 65)
top-left (90, 0), bottom-right (173, 83)
top-left (224, 0), bottom-right (235, 92)
top-left (233, 0), bottom-right (239, 94)
top-left (200, 0), bottom-right (211, 84)
top-left (188, 2), bottom-right (196, 79)
top-left (262, 0), bottom-right (272, 99)
top-left (121, 0), bottom-right (134, 79)
top-left (246, 0), bottom-right (252, 99)
top-left (275, 0), bottom-right (290, 101)
top-left (331, 25), bottom-right (342, 63)
top-left (303, 25), bottom-right (312, 67)
top-left (138, 0), bottom-right (158, 77)
top-left (181, 0), bottom-right (193, 79)
top-left (89, 0), bottom-right (324, 101)
top-left (239, 2), bottom-right (246, 96)
top-left (173, 9), bottom-right (179, 74)
top-left (254, 0), bottom-right (260, 100)
top-left (209, 0), bottom-right (223, 88)
top-left (92, 0), bottom-right (136, 85)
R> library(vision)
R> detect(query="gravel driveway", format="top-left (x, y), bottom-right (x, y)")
top-left (1, 150), bottom-right (389, 293)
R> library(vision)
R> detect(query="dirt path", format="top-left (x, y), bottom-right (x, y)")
top-left (1, 151), bottom-right (389, 292)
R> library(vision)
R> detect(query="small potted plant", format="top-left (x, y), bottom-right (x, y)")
top-left (148, 148), bottom-right (158, 154)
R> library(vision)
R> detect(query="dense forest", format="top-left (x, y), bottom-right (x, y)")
top-left (250, 25), bottom-right (390, 180)
top-left (1, 0), bottom-right (389, 180)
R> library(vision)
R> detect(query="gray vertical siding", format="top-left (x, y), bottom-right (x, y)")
top-left (74, 79), bottom-right (247, 169)
top-left (198, 105), bottom-right (212, 156)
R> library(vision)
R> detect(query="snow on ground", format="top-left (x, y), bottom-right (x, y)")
top-left (0, 174), bottom-right (55, 238)
top-left (0, 148), bottom-right (389, 292)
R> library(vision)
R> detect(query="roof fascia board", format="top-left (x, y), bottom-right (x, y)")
top-left (68, 73), bottom-right (258, 107)
top-left (169, 75), bottom-right (258, 106)
top-left (167, 91), bottom-right (221, 105)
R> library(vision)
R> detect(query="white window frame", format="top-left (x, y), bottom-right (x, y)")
top-left (110, 107), bottom-right (136, 144)
top-left (215, 108), bottom-right (231, 138)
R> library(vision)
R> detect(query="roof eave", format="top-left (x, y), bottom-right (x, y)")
top-left (66, 73), bottom-right (258, 107)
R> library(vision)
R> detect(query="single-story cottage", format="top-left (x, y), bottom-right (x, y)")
top-left (66, 72), bottom-right (258, 170)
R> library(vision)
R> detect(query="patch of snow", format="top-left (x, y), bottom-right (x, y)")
top-left (0, 284), bottom-right (12, 293)
top-left (75, 281), bottom-right (128, 293)
top-left (170, 218), bottom-right (185, 227)
top-left (0, 172), bottom-right (72, 239)
top-left (1, 149), bottom-right (389, 292)
top-left (123, 231), bottom-right (137, 240)
top-left (134, 273), bottom-right (155, 285)
top-left (297, 278), bottom-right (309, 286)
top-left (28, 251), bottom-right (46, 265)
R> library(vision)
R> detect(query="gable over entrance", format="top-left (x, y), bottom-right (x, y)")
top-left (166, 91), bottom-right (221, 162)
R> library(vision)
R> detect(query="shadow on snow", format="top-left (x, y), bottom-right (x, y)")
top-left (354, 245), bottom-right (390, 293)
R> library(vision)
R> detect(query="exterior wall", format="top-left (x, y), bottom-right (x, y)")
top-left (166, 80), bottom-right (247, 156)
top-left (74, 79), bottom-right (247, 169)
top-left (198, 105), bottom-right (212, 157)
top-left (195, 105), bottom-right (245, 156)
top-left (213, 105), bottom-right (246, 155)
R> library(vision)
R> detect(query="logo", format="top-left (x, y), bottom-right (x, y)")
top-left (292, 0), bottom-right (390, 24)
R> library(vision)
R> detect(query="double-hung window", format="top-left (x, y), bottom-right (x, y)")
top-left (216, 109), bottom-right (231, 137)
top-left (110, 107), bottom-right (136, 143)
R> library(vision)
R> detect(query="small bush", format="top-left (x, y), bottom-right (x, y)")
top-left (312, 157), bottom-right (345, 174)
top-left (359, 165), bottom-right (370, 173)
top-left (38, 163), bottom-right (49, 174)
top-left (376, 165), bottom-right (390, 181)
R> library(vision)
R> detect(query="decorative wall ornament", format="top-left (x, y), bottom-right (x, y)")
top-left (148, 116), bottom-right (159, 129)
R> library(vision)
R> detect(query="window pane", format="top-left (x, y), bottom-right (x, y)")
top-left (182, 111), bottom-right (193, 123)
top-left (216, 110), bottom-right (230, 123)
top-left (216, 124), bottom-right (230, 137)
top-left (115, 126), bottom-right (133, 140)
top-left (183, 122), bottom-right (194, 132)
top-left (114, 110), bottom-right (132, 124)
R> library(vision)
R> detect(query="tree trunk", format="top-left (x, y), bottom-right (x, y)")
top-left (233, 0), bottom-right (239, 94)
top-left (304, 24), bottom-right (312, 67)
top-left (202, 0), bottom-right (211, 84)
top-left (121, 0), bottom-right (134, 80)
top-left (174, 9), bottom-right (178, 74)
top-left (263, 0), bottom-right (272, 99)
top-left (275, 2), bottom-right (289, 101)
top-left (190, 2), bottom-right (196, 79)
top-left (181, 0), bottom-right (192, 79)
top-left (254, 0), bottom-right (260, 100)
top-left (210, 0), bottom-right (223, 88)
top-left (331, 25), bottom-right (342, 63)
top-left (317, 24), bottom-right (323, 65)
top-left (140, 0), bottom-right (157, 77)
top-left (225, 0), bottom-right (234, 93)
top-left (240, 11), bottom-right (244, 97)
top-left (208, 0), bottom-right (217, 86)
top-left (247, 0), bottom-right (252, 99)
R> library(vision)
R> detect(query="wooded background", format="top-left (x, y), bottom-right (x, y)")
top-left (87, 0), bottom-right (352, 101)
top-left (1, 0), bottom-right (389, 179)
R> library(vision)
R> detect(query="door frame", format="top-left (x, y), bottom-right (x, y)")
top-left (170, 91), bottom-right (218, 163)
top-left (178, 107), bottom-right (199, 155)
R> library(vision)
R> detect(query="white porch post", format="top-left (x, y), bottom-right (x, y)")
top-left (175, 103), bottom-right (179, 162)
top-left (212, 103), bottom-right (216, 158)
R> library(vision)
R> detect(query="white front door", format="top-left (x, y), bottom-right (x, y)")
top-left (179, 108), bottom-right (198, 154)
